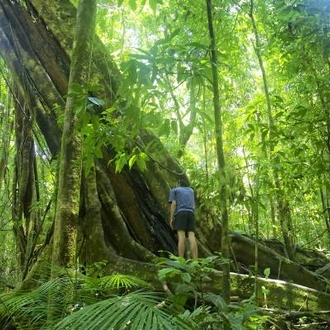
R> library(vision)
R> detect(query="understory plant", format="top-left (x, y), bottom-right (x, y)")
top-left (156, 254), bottom-right (269, 330)
top-left (0, 256), bottom-right (268, 330)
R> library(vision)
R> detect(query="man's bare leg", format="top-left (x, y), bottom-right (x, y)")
top-left (188, 231), bottom-right (198, 259)
top-left (177, 230), bottom-right (186, 257)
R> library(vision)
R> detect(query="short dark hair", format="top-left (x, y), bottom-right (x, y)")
top-left (178, 177), bottom-right (189, 187)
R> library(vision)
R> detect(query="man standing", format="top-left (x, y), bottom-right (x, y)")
top-left (168, 179), bottom-right (198, 259)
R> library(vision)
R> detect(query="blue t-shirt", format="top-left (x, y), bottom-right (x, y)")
top-left (168, 186), bottom-right (195, 215)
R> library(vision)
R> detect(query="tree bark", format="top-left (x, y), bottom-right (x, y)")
top-left (11, 86), bottom-right (43, 280)
top-left (206, 0), bottom-right (231, 303)
top-left (51, 0), bottom-right (97, 271)
top-left (230, 233), bottom-right (328, 292)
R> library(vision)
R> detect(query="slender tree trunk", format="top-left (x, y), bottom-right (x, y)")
top-left (0, 88), bottom-right (12, 191)
top-left (177, 78), bottom-right (197, 158)
top-left (249, 0), bottom-right (295, 260)
top-left (320, 186), bottom-right (330, 241)
top-left (12, 87), bottom-right (43, 279)
top-left (51, 0), bottom-right (97, 271)
top-left (202, 86), bottom-right (210, 185)
top-left (314, 75), bottom-right (330, 243)
top-left (243, 149), bottom-right (261, 297)
top-left (205, 0), bottom-right (230, 303)
top-left (12, 93), bottom-right (28, 274)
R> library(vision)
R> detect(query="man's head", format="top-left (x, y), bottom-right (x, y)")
top-left (178, 177), bottom-right (189, 187)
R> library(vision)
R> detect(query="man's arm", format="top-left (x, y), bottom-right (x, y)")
top-left (169, 200), bottom-right (177, 229)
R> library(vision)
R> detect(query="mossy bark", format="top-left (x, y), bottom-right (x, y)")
top-left (51, 0), bottom-right (97, 270)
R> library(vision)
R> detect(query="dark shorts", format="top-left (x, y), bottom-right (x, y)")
top-left (174, 211), bottom-right (195, 232)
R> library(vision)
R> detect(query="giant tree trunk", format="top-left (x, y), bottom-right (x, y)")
top-left (0, 0), bottom-right (178, 271)
top-left (1, 0), bottom-right (330, 312)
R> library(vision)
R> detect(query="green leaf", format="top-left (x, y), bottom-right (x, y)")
top-left (154, 29), bottom-right (180, 45)
top-left (149, 0), bottom-right (163, 11)
top-left (100, 274), bottom-right (149, 290)
top-left (158, 119), bottom-right (170, 136)
top-left (54, 290), bottom-right (192, 330)
top-left (170, 119), bottom-right (178, 134)
top-left (115, 153), bottom-right (130, 173)
top-left (198, 111), bottom-right (214, 124)
top-left (94, 145), bottom-right (103, 159)
top-left (263, 268), bottom-right (271, 278)
top-left (294, 105), bottom-right (308, 117)
top-left (128, 154), bottom-right (137, 169)
top-left (204, 293), bottom-right (227, 311)
top-left (69, 82), bottom-right (85, 95)
top-left (180, 272), bottom-right (191, 284)
top-left (173, 293), bottom-right (188, 309)
top-left (158, 267), bottom-right (181, 282)
top-left (128, 0), bottom-right (137, 10)
top-left (136, 152), bottom-right (148, 172)
top-left (75, 102), bottom-right (86, 115)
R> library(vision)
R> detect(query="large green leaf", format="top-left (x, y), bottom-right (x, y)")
top-left (53, 290), bottom-right (194, 330)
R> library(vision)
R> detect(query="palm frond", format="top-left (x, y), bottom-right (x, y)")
top-left (79, 272), bottom-right (150, 292)
top-left (0, 276), bottom-right (74, 329)
top-left (53, 289), bottom-right (195, 330)
top-left (0, 271), bottom-right (155, 330)
top-left (99, 274), bottom-right (150, 290)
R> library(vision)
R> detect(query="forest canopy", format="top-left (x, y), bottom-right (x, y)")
top-left (1, 0), bottom-right (330, 329)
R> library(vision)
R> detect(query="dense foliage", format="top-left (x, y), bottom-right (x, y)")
top-left (92, 0), bottom-right (330, 247)
top-left (0, 257), bottom-right (268, 329)
top-left (1, 0), bottom-right (330, 329)
top-left (0, 0), bottom-right (330, 280)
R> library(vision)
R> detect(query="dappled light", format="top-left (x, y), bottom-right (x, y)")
top-left (0, 0), bottom-right (330, 329)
